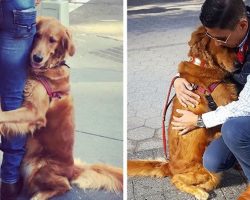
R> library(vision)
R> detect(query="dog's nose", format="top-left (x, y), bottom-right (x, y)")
top-left (33, 54), bottom-right (43, 63)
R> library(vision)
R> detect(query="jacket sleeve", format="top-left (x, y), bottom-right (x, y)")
top-left (202, 75), bottom-right (250, 128)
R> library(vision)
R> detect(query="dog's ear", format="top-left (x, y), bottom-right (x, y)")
top-left (36, 16), bottom-right (45, 31)
top-left (188, 26), bottom-right (210, 56)
top-left (188, 26), bottom-right (207, 47)
top-left (62, 28), bottom-right (76, 57)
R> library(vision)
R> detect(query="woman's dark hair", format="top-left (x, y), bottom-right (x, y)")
top-left (200, 0), bottom-right (247, 30)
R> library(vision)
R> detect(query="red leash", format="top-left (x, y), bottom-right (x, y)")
top-left (162, 76), bottom-right (178, 159)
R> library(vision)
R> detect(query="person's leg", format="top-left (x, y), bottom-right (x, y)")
top-left (0, 37), bottom-right (34, 199)
top-left (222, 116), bottom-right (250, 180)
top-left (221, 116), bottom-right (250, 199)
top-left (203, 136), bottom-right (236, 173)
top-left (0, 0), bottom-right (36, 199)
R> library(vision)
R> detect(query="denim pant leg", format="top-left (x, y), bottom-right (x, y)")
top-left (0, 36), bottom-right (34, 184)
top-left (0, 0), bottom-right (36, 184)
top-left (222, 116), bottom-right (250, 182)
top-left (203, 137), bottom-right (236, 173)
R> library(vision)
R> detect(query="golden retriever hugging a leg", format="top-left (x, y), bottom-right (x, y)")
top-left (0, 17), bottom-right (123, 200)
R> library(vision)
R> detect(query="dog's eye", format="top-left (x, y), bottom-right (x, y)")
top-left (49, 37), bottom-right (56, 43)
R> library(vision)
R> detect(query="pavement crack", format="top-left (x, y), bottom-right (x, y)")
top-left (75, 130), bottom-right (123, 142)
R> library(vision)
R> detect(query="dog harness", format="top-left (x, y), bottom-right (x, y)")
top-left (35, 61), bottom-right (70, 101)
top-left (188, 56), bottom-right (219, 111)
top-left (36, 76), bottom-right (64, 100)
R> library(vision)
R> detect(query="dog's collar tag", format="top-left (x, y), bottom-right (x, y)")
top-left (189, 56), bottom-right (205, 67)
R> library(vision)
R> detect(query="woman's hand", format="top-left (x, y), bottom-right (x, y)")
top-left (171, 109), bottom-right (198, 135)
top-left (174, 78), bottom-right (200, 108)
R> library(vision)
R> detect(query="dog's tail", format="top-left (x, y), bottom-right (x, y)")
top-left (71, 159), bottom-right (123, 193)
top-left (128, 160), bottom-right (171, 178)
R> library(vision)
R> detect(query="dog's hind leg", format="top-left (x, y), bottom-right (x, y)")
top-left (171, 173), bottom-right (209, 200)
top-left (29, 167), bottom-right (71, 200)
top-left (30, 176), bottom-right (71, 200)
top-left (196, 171), bottom-right (221, 191)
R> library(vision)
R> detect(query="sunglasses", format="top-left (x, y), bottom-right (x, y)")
top-left (205, 31), bottom-right (232, 44)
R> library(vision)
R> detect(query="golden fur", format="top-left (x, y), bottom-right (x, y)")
top-left (0, 17), bottom-right (122, 200)
top-left (238, 185), bottom-right (250, 200)
top-left (128, 26), bottom-right (238, 200)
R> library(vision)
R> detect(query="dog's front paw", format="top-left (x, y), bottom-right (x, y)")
top-left (195, 190), bottom-right (209, 200)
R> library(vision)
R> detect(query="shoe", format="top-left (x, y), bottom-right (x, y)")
top-left (238, 185), bottom-right (250, 200)
top-left (1, 180), bottom-right (22, 200)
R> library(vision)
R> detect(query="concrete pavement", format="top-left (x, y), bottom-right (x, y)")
top-left (127, 0), bottom-right (250, 199)
top-left (54, 1), bottom-right (123, 199)
top-left (68, 0), bottom-right (123, 168)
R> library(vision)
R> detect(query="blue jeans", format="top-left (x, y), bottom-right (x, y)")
top-left (203, 116), bottom-right (250, 182)
top-left (0, 0), bottom-right (36, 184)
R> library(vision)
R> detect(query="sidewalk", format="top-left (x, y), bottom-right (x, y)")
top-left (0, 1), bottom-right (123, 199)
top-left (127, 0), bottom-right (249, 199)
top-left (68, 0), bottom-right (123, 169)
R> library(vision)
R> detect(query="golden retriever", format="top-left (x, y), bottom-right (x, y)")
top-left (0, 17), bottom-right (123, 200)
top-left (128, 26), bottom-right (238, 200)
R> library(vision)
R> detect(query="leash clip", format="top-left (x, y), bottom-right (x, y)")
top-left (205, 94), bottom-right (217, 111)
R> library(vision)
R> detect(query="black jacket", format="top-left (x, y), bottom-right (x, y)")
top-left (232, 6), bottom-right (250, 86)
top-left (232, 53), bottom-right (250, 86)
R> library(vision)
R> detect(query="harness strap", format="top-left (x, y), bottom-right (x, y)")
top-left (194, 82), bottom-right (220, 95)
top-left (34, 61), bottom-right (70, 100)
top-left (193, 82), bottom-right (220, 110)
top-left (36, 76), bottom-right (63, 100)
